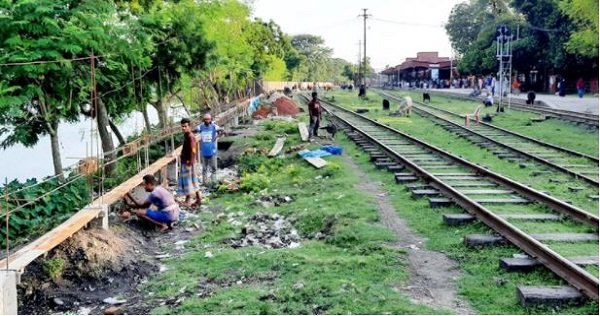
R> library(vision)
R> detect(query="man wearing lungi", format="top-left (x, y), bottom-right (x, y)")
top-left (194, 113), bottom-right (223, 186)
top-left (178, 118), bottom-right (201, 207)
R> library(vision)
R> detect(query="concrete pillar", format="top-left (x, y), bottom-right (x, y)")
top-left (0, 270), bottom-right (18, 315)
top-left (89, 204), bottom-right (109, 230)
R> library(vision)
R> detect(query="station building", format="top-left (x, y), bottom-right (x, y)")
top-left (381, 52), bottom-right (458, 88)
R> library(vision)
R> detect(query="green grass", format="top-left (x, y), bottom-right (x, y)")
top-left (328, 90), bottom-right (599, 214)
top-left (337, 134), bottom-right (599, 314)
top-left (144, 119), bottom-right (447, 315)
top-left (386, 89), bottom-right (599, 158)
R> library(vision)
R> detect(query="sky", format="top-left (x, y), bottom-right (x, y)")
top-left (252, 0), bottom-right (464, 71)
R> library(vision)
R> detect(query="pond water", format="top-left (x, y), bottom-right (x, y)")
top-left (0, 106), bottom-right (159, 182)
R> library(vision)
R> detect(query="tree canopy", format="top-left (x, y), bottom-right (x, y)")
top-left (0, 0), bottom-right (354, 178)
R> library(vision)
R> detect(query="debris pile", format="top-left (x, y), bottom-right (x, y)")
top-left (273, 96), bottom-right (299, 116)
top-left (226, 212), bottom-right (301, 249)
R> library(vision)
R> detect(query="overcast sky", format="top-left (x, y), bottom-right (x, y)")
top-left (252, 0), bottom-right (464, 71)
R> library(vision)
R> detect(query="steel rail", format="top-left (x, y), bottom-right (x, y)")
top-left (300, 94), bottom-right (599, 300)
top-left (379, 90), bottom-right (599, 162)
top-left (377, 90), bottom-right (599, 186)
top-left (419, 89), bottom-right (599, 127)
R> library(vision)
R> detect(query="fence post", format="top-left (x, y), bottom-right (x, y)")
top-left (0, 270), bottom-right (18, 314)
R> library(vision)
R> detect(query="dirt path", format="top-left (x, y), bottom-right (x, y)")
top-left (343, 155), bottom-right (475, 314)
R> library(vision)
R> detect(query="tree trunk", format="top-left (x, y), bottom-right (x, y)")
top-left (97, 99), bottom-right (116, 175)
top-left (153, 99), bottom-right (168, 129)
top-left (141, 103), bottom-right (152, 133)
top-left (108, 118), bottom-right (126, 146)
top-left (48, 122), bottom-right (65, 182)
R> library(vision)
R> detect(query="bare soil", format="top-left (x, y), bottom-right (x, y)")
top-left (342, 154), bottom-right (475, 314)
top-left (17, 216), bottom-right (204, 315)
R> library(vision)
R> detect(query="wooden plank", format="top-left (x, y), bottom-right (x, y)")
top-left (267, 137), bottom-right (286, 157)
top-left (298, 122), bottom-right (309, 141)
top-left (305, 157), bottom-right (327, 168)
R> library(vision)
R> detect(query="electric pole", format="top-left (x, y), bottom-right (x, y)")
top-left (357, 40), bottom-right (362, 87)
top-left (359, 8), bottom-right (371, 87)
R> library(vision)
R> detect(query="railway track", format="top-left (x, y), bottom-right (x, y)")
top-left (298, 94), bottom-right (599, 303)
top-left (418, 89), bottom-right (599, 128)
top-left (377, 90), bottom-right (600, 186)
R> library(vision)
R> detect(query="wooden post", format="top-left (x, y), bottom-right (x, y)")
top-left (0, 270), bottom-right (18, 315)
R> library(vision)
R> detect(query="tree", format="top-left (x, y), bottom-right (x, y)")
top-left (289, 34), bottom-right (334, 81)
top-left (137, 0), bottom-right (212, 128)
top-left (445, 0), bottom-right (495, 55)
top-left (0, 0), bottom-right (91, 180)
top-left (558, 0), bottom-right (599, 58)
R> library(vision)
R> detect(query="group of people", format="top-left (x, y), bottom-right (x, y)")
top-left (122, 113), bottom-right (223, 232)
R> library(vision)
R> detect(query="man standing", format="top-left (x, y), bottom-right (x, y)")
top-left (308, 91), bottom-right (321, 139)
top-left (123, 175), bottom-right (180, 232)
top-left (576, 78), bottom-right (585, 98)
top-left (178, 118), bottom-right (201, 207)
top-left (194, 113), bottom-right (223, 185)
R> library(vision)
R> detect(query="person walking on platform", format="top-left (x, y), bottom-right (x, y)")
top-left (194, 113), bottom-right (223, 186)
top-left (576, 78), bottom-right (585, 98)
top-left (308, 91), bottom-right (322, 139)
top-left (178, 118), bottom-right (201, 207)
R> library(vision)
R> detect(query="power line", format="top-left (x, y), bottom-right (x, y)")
top-left (371, 17), bottom-right (444, 28)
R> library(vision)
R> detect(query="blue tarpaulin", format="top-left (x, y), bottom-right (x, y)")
top-left (320, 145), bottom-right (343, 155)
top-left (298, 149), bottom-right (332, 158)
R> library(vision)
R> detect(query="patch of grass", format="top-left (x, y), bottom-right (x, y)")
top-left (336, 134), bottom-right (599, 314)
top-left (144, 118), bottom-right (447, 315)
top-left (43, 257), bottom-right (65, 281)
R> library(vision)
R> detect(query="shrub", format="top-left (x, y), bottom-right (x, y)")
top-left (44, 257), bottom-right (66, 281)
top-left (240, 173), bottom-right (271, 193)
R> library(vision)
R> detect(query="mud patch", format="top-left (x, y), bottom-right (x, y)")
top-left (18, 227), bottom-right (156, 315)
top-left (342, 155), bottom-right (474, 314)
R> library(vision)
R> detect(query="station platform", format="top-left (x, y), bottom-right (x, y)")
top-left (434, 88), bottom-right (599, 115)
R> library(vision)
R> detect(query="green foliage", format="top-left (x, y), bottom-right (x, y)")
top-left (44, 257), bottom-right (66, 281)
top-left (558, 0), bottom-right (599, 58)
top-left (321, 162), bottom-right (342, 177)
top-left (0, 175), bottom-right (90, 248)
top-left (239, 172), bottom-right (271, 193)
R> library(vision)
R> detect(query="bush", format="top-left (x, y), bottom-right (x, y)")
top-left (321, 162), bottom-right (342, 177)
top-left (44, 257), bottom-right (65, 281)
top-left (240, 173), bottom-right (271, 193)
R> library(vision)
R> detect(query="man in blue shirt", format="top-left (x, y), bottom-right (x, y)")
top-left (194, 113), bottom-right (224, 185)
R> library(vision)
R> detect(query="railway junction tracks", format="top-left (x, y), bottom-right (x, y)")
top-left (299, 94), bottom-right (599, 306)
top-left (422, 89), bottom-right (599, 128)
top-left (377, 90), bottom-right (599, 186)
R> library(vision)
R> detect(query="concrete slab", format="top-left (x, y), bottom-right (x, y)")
top-left (443, 214), bottom-right (476, 225)
top-left (530, 233), bottom-right (599, 242)
top-left (500, 256), bottom-right (598, 272)
top-left (517, 286), bottom-right (585, 307)
top-left (464, 234), bottom-right (505, 247)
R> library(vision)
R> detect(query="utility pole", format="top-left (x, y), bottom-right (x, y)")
top-left (359, 8), bottom-right (371, 87)
top-left (357, 40), bottom-right (362, 87)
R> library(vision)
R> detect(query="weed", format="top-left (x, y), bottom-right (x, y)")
top-left (44, 257), bottom-right (65, 281)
